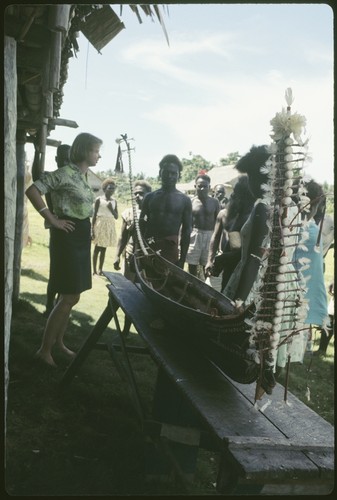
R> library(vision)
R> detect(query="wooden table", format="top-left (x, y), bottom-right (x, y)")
top-left (60, 272), bottom-right (334, 494)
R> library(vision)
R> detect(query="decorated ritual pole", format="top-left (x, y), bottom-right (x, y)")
top-left (249, 88), bottom-right (311, 401)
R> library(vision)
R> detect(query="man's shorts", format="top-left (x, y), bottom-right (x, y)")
top-left (186, 228), bottom-right (213, 266)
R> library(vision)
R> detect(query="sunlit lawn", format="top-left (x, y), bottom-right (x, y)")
top-left (19, 202), bottom-right (335, 425)
top-left (6, 202), bottom-right (334, 495)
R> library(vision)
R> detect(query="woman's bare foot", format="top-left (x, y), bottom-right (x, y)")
top-left (35, 350), bottom-right (57, 367)
top-left (58, 344), bottom-right (76, 358)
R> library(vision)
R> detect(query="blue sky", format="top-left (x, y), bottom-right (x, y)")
top-left (31, 3), bottom-right (334, 183)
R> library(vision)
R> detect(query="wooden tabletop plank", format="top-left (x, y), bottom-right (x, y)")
top-left (104, 272), bottom-right (334, 478)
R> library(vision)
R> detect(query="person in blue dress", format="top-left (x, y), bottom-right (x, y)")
top-left (294, 180), bottom-right (328, 351)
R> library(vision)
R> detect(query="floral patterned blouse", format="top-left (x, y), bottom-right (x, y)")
top-left (34, 163), bottom-right (95, 219)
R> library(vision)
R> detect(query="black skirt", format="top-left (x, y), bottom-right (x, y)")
top-left (49, 217), bottom-right (92, 294)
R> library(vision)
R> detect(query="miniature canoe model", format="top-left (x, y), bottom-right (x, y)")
top-left (133, 247), bottom-right (259, 384)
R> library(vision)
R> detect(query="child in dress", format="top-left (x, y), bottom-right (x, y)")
top-left (92, 178), bottom-right (118, 275)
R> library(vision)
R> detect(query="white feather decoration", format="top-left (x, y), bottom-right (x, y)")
top-left (285, 87), bottom-right (294, 106)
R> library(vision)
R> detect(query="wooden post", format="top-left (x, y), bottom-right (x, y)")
top-left (49, 31), bottom-right (62, 91)
top-left (150, 369), bottom-right (200, 482)
top-left (12, 130), bottom-right (26, 304)
top-left (42, 45), bottom-right (51, 94)
top-left (44, 90), bottom-right (53, 119)
top-left (284, 354), bottom-right (291, 403)
top-left (48, 5), bottom-right (71, 32)
top-left (39, 118), bottom-right (48, 173)
top-left (4, 35), bottom-right (17, 426)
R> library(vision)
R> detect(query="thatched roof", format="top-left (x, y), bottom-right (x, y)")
top-left (4, 4), bottom-right (168, 170)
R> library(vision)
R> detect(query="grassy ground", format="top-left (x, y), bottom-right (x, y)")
top-left (5, 204), bottom-right (334, 495)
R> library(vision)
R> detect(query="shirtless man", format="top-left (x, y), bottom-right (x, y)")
top-left (139, 154), bottom-right (192, 268)
top-left (213, 183), bottom-right (228, 210)
top-left (186, 174), bottom-right (220, 277)
top-left (113, 180), bottom-right (152, 281)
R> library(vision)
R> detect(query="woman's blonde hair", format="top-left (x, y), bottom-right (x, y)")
top-left (70, 133), bottom-right (103, 163)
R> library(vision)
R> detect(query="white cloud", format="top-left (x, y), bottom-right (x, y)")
top-left (28, 5), bottom-right (333, 186)
top-left (142, 77), bottom-right (333, 183)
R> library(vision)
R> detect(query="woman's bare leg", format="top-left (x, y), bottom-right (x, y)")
top-left (35, 293), bottom-right (80, 366)
top-left (93, 245), bottom-right (99, 274)
top-left (98, 247), bottom-right (107, 274)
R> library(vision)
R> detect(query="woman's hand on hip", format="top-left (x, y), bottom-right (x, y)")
top-left (53, 218), bottom-right (76, 232)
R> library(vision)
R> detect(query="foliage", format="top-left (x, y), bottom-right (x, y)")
top-left (218, 152), bottom-right (240, 166)
top-left (180, 154), bottom-right (215, 182)
top-left (179, 152), bottom-right (241, 183)
top-left (95, 170), bottom-right (160, 203)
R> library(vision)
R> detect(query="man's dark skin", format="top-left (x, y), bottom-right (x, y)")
top-left (113, 183), bottom-right (151, 275)
top-left (188, 176), bottom-right (219, 276)
top-left (139, 157), bottom-right (192, 268)
top-left (213, 183), bottom-right (228, 209)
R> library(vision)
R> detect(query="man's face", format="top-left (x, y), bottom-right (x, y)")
top-left (133, 187), bottom-right (147, 208)
top-left (160, 163), bottom-right (180, 188)
top-left (214, 186), bottom-right (225, 200)
top-left (195, 178), bottom-right (210, 199)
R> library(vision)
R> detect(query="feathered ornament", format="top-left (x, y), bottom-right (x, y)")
top-left (249, 88), bottom-right (310, 402)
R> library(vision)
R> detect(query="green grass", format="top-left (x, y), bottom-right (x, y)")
top-left (5, 203), bottom-right (334, 495)
top-left (6, 203), bottom-right (220, 496)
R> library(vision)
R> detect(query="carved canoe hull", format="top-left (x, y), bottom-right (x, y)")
top-left (134, 249), bottom-right (259, 384)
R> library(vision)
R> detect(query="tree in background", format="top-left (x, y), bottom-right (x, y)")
top-left (180, 154), bottom-right (215, 182)
top-left (97, 151), bottom-right (244, 192)
top-left (179, 152), bottom-right (242, 183)
top-left (95, 170), bottom-right (160, 203)
top-left (219, 151), bottom-right (240, 166)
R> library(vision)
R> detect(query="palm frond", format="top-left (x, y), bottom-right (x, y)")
top-left (128, 4), bottom-right (170, 45)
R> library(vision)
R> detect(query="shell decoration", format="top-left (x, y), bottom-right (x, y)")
top-left (250, 88), bottom-right (311, 400)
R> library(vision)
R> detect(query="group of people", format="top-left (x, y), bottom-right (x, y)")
top-left (25, 133), bottom-right (334, 370)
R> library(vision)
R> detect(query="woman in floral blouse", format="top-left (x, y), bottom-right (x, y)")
top-left (25, 132), bottom-right (102, 367)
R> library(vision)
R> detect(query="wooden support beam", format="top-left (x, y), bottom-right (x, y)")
top-left (5, 14), bottom-right (50, 47)
top-left (17, 9), bottom-right (36, 42)
top-left (49, 118), bottom-right (79, 128)
top-left (25, 135), bottom-right (61, 148)
top-left (46, 138), bottom-right (61, 147)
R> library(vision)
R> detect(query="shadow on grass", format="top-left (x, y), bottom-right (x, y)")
top-left (7, 299), bottom-right (218, 495)
top-left (7, 299), bottom-right (146, 495)
top-left (21, 268), bottom-right (49, 283)
top-left (19, 292), bottom-right (96, 326)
